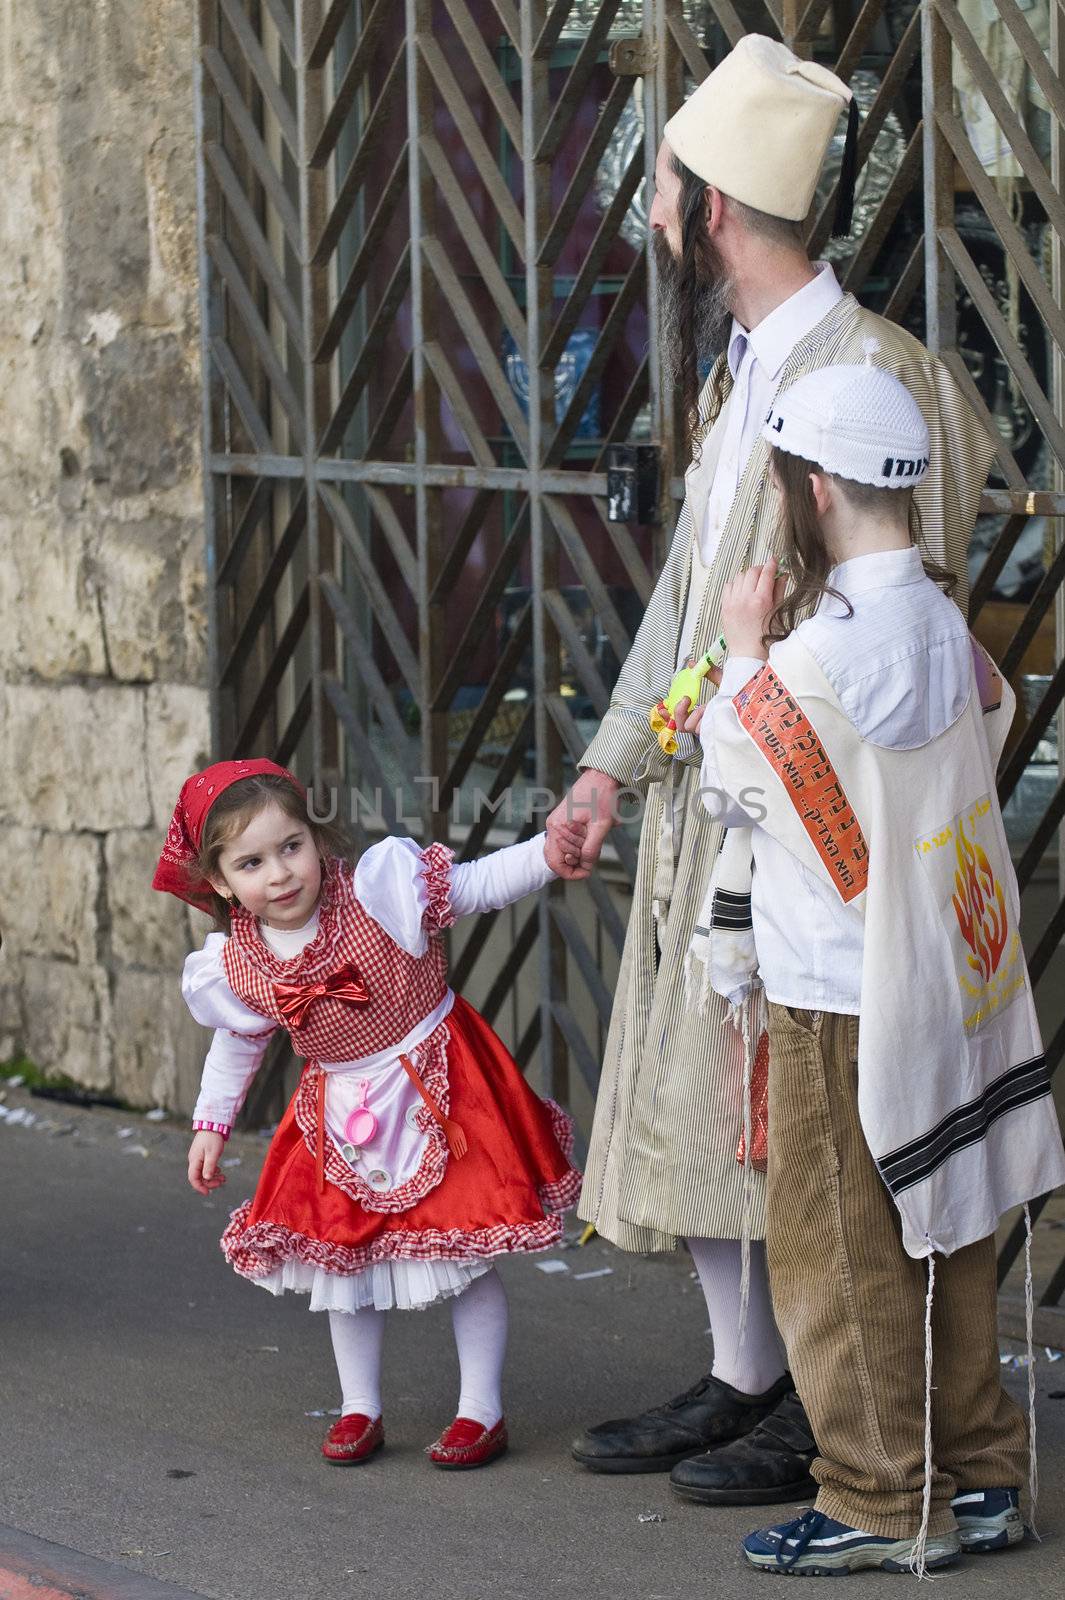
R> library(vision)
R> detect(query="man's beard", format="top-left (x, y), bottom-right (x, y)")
top-left (653, 230), bottom-right (735, 382)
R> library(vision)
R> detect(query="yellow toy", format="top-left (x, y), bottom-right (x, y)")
top-left (648, 635), bottom-right (728, 755)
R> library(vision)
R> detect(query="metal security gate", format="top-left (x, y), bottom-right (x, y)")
top-left (195, 2), bottom-right (1065, 1324)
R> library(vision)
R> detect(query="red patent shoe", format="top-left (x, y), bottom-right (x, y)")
top-left (427, 1415), bottom-right (508, 1470)
top-left (321, 1412), bottom-right (384, 1464)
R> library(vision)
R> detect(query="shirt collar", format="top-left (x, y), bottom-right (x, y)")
top-left (828, 544), bottom-right (927, 598)
top-left (727, 260), bottom-right (843, 382)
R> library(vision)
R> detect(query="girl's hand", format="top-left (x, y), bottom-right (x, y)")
top-left (545, 771), bottom-right (616, 880)
top-left (721, 559), bottom-right (779, 661)
top-left (548, 817), bottom-right (589, 874)
top-left (188, 1131), bottom-right (227, 1196)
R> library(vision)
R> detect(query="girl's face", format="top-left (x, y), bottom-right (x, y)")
top-left (210, 800), bottom-right (322, 929)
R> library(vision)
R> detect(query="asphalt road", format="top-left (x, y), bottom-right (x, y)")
top-left (1, 1089), bottom-right (1062, 1600)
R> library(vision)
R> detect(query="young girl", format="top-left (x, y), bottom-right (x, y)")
top-left (153, 760), bottom-right (584, 1469)
top-left (678, 363), bottom-right (1065, 1575)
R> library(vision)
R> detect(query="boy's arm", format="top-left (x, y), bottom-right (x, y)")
top-left (697, 656), bottom-right (772, 827)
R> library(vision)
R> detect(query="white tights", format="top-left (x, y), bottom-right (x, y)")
top-left (686, 1236), bottom-right (788, 1396)
top-left (327, 1267), bottom-right (509, 1428)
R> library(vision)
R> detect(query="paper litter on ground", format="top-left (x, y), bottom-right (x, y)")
top-left (574, 1267), bottom-right (614, 1281)
top-left (535, 1259), bottom-right (569, 1274)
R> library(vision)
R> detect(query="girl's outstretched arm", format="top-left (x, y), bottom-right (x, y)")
top-left (354, 829), bottom-right (586, 955)
top-left (448, 828), bottom-right (584, 918)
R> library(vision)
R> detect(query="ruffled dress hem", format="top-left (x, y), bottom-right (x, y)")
top-left (253, 1255), bottom-right (493, 1312)
top-left (222, 1203), bottom-right (574, 1281)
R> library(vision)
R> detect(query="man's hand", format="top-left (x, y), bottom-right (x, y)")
top-left (188, 1131), bottom-right (227, 1196)
top-left (721, 558), bottom-right (780, 661)
top-left (545, 768), bottom-right (621, 880)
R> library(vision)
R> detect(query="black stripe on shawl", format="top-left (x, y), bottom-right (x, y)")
top-left (878, 1056), bottom-right (1051, 1196)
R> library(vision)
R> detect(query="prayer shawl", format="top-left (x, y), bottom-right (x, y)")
top-left (576, 291), bottom-right (995, 1252)
top-left (701, 633), bottom-right (1065, 1259)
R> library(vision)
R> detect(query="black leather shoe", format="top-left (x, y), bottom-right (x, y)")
top-left (669, 1389), bottom-right (818, 1505)
top-left (571, 1371), bottom-right (794, 1474)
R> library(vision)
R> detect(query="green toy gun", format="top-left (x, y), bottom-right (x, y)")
top-left (648, 635), bottom-right (728, 755)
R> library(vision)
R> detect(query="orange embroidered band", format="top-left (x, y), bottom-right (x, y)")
top-left (735, 665), bottom-right (869, 904)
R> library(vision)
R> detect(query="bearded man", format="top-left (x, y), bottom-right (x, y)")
top-left (544, 36), bottom-right (994, 1505)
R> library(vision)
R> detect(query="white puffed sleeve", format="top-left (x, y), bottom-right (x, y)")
top-left (354, 833), bottom-right (556, 958)
top-left (182, 933), bottom-right (277, 1128)
top-left (353, 836), bottom-right (437, 957)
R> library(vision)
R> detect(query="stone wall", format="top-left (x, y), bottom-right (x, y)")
top-left (0, 1), bottom-right (212, 1110)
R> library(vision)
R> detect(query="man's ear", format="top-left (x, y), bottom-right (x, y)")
top-left (705, 185), bottom-right (725, 237)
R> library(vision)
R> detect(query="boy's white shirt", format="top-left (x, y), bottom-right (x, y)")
top-left (697, 551), bottom-right (1065, 1258)
top-left (697, 547), bottom-right (973, 1012)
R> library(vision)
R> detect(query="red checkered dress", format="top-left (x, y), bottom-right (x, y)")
top-left (220, 852), bottom-right (450, 1061)
top-left (219, 851), bottom-right (582, 1282)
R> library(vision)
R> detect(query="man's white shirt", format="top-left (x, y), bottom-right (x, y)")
top-left (701, 260), bottom-right (844, 566)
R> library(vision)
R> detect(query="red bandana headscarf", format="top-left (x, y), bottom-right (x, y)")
top-left (152, 759), bottom-right (306, 912)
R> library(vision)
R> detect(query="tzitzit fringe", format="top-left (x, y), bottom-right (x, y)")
top-left (908, 1250), bottom-right (936, 1581)
top-left (1024, 1202), bottom-right (1040, 1540)
top-left (735, 994), bottom-right (755, 1351)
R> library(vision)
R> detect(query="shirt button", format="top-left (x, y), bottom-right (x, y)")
top-left (404, 1104), bottom-right (422, 1132)
top-left (367, 1168), bottom-right (392, 1192)
top-left (341, 1141), bottom-right (359, 1165)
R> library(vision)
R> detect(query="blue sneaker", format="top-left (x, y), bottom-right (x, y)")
top-left (743, 1509), bottom-right (962, 1575)
top-left (951, 1488), bottom-right (1025, 1552)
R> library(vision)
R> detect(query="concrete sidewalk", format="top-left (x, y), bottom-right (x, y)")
top-left (1, 1088), bottom-right (1062, 1600)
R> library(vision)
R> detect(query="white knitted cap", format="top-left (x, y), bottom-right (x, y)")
top-left (761, 360), bottom-right (930, 488)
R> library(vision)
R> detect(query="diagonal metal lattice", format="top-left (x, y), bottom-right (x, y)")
top-left (196, 1), bottom-right (1065, 1316)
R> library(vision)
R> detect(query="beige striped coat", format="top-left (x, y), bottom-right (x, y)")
top-left (576, 292), bottom-right (994, 1253)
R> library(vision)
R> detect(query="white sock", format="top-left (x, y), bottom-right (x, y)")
top-left (686, 1236), bottom-right (788, 1396)
top-left (450, 1268), bottom-right (508, 1429)
top-left (328, 1306), bottom-right (386, 1419)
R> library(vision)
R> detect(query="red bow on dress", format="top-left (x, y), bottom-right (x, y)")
top-left (274, 962), bottom-right (370, 1029)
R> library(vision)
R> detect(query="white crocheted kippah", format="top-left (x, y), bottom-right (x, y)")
top-left (761, 355), bottom-right (930, 489)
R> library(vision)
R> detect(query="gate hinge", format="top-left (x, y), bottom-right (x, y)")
top-left (609, 35), bottom-right (656, 76)
top-left (606, 444), bottom-right (660, 524)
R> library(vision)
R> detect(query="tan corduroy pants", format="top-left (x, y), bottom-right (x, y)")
top-left (765, 1004), bottom-right (1028, 1539)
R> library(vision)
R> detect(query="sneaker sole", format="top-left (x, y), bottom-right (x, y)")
top-left (744, 1541), bottom-right (960, 1575)
top-left (957, 1515), bottom-right (1026, 1553)
top-left (671, 1474), bottom-right (819, 1507)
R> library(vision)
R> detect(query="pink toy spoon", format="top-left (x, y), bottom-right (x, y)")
top-left (344, 1080), bottom-right (378, 1148)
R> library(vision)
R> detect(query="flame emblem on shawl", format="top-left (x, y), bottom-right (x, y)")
top-left (951, 817), bottom-right (1007, 982)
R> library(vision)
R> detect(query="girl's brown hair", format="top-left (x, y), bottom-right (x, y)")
top-left (186, 773), bottom-right (355, 930)
top-left (764, 446), bottom-right (958, 643)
